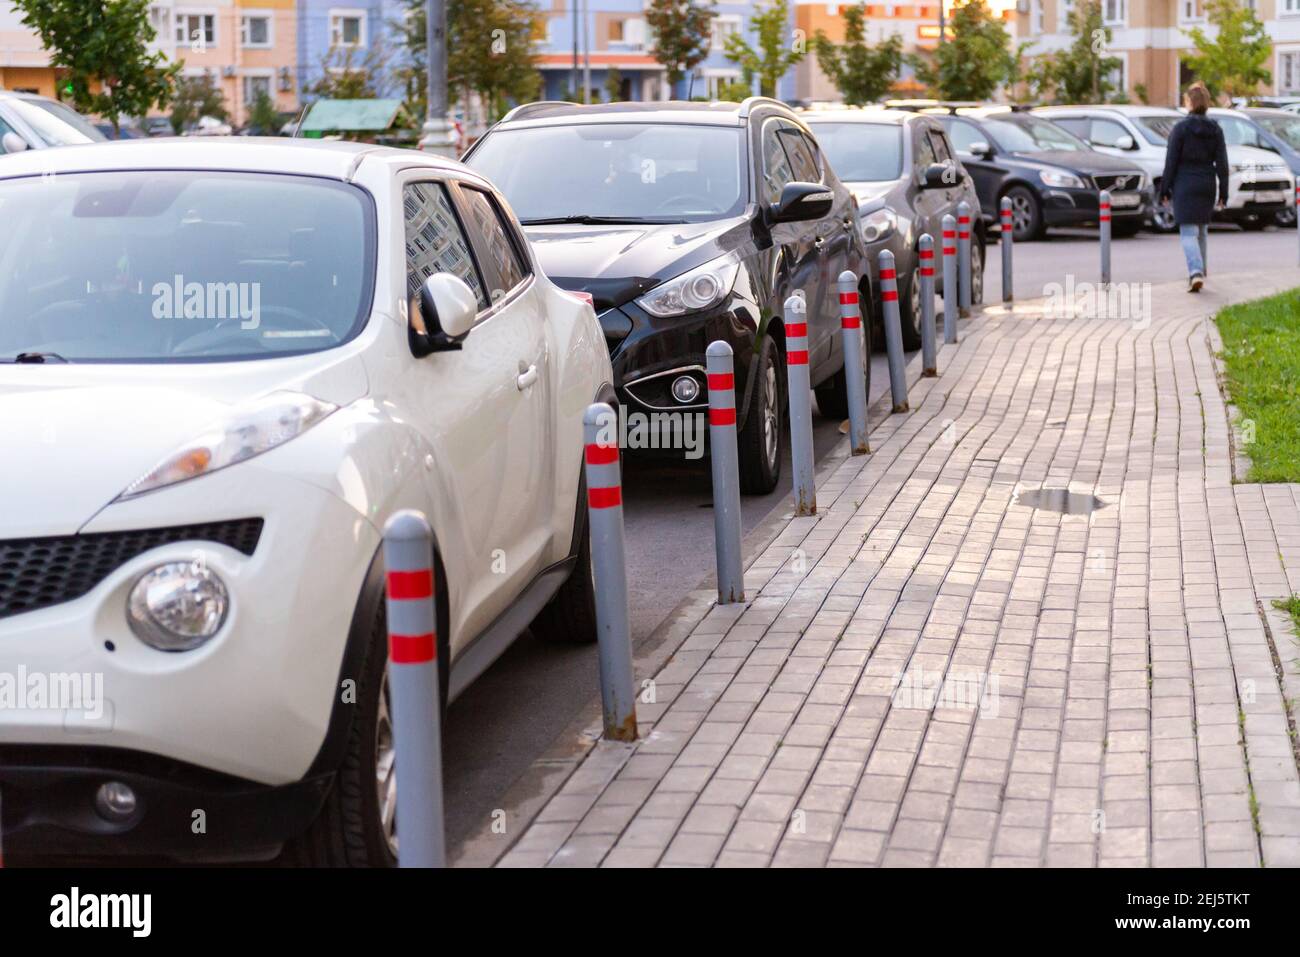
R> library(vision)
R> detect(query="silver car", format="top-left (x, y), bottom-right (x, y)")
top-left (0, 91), bottom-right (106, 155)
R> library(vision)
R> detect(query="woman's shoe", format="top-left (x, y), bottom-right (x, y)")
top-left (1189, 273), bottom-right (1204, 292)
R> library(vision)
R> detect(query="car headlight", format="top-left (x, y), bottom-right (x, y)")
top-left (118, 391), bottom-right (337, 499)
top-left (1040, 169), bottom-right (1086, 189)
top-left (635, 257), bottom-right (741, 318)
top-left (860, 208), bottom-right (897, 244)
top-left (127, 562), bottom-right (229, 651)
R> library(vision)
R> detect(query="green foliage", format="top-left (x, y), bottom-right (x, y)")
top-left (813, 4), bottom-right (902, 106)
top-left (169, 72), bottom-right (227, 134)
top-left (604, 67), bottom-right (624, 102)
top-left (247, 90), bottom-right (280, 134)
top-left (310, 45), bottom-right (388, 100)
top-left (724, 0), bottom-right (805, 99)
top-left (715, 78), bottom-right (753, 102)
top-left (13, 0), bottom-right (178, 133)
top-left (908, 0), bottom-right (1013, 101)
top-left (1034, 1), bottom-right (1124, 104)
top-left (645, 0), bottom-right (715, 86)
top-left (1182, 0), bottom-right (1272, 100)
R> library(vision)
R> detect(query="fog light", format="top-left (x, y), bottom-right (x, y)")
top-left (95, 781), bottom-right (137, 821)
top-left (671, 375), bottom-right (700, 404)
top-left (127, 562), bottom-right (229, 652)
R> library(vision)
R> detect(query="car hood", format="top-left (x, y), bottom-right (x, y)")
top-left (1007, 149), bottom-right (1143, 174)
top-left (523, 216), bottom-right (754, 312)
top-left (844, 180), bottom-right (900, 213)
top-left (1229, 144), bottom-right (1292, 170)
top-left (0, 352), bottom-right (368, 538)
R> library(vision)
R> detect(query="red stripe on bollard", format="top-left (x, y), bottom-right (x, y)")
top-left (709, 407), bottom-right (736, 426)
top-left (387, 569), bottom-right (433, 600)
top-left (880, 268), bottom-right (897, 280)
top-left (390, 632), bottom-right (437, 663)
top-left (585, 443), bottom-right (619, 465)
top-left (942, 230), bottom-right (956, 238)
top-left (839, 292), bottom-right (858, 305)
top-left (882, 290), bottom-right (898, 302)
top-left (841, 315), bottom-right (860, 329)
top-left (1099, 214), bottom-right (1111, 222)
top-left (958, 216), bottom-right (970, 224)
top-left (707, 372), bottom-right (734, 391)
top-left (921, 266), bottom-right (934, 277)
top-left (786, 321), bottom-right (808, 337)
top-left (787, 349), bottom-right (809, 365)
top-left (588, 486), bottom-right (622, 508)
top-left (919, 249), bottom-right (934, 259)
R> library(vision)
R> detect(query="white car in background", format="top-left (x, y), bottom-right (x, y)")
top-left (1035, 104), bottom-right (1295, 232)
top-left (0, 90), bottom-right (106, 155)
top-left (0, 139), bottom-right (613, 865)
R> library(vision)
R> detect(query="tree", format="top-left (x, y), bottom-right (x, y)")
top-left (310, 45), bottom-right (388, 100)
top-left (1035, 1), bottom-right (1124, 104)
top-left (13, 0), bottom-right (178, 134)
top-left (715, 78), bottom-right (753, 101)
top-left (247, 90), bottom-right (281, 134)
top-left (605, 67), bottom-right (625, 103)
top-left (908, 0), bottom-right (1013, 101)
top-left (169, 72), bottom-right (227, 134)
top-left (813, 4), bottom-right (902, 106)
top-left (1182, 0), bottom-right (1271, 100)
top-left (645, 0), bottom-right (715, 88)
top-left (399, 0), bottom-right (541, 123)
top-left (724, 0), bottom-right (805, 99)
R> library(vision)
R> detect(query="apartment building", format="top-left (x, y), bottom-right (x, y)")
top-left (1015, 0), bottom-right (1300, 106)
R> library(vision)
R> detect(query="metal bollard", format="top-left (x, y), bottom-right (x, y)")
top-left (957, 200), bottom-right (972, 318)
top-left (383, 510), bottom-right (445, 868)
top-left (784, 294), bottom-right (816, 516)
top-left (705, 341), bottom-right (745, 604)
top-left (879, 250), bottom-right (909, 414)
top-left (1000, 196), bottom-right (1014, 303)
top-left (918, 234), bottom-right (937, 377)
top-left (836, 271), bottom-right (870, 456)
top-left (1099, 189), bottom-right (1111, 285)
top-left (941, 213), bottom-right (958, 344)
top-left (583, 403), bottom-right (638, 741)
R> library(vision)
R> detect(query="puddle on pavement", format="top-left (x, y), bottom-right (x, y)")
top-left (1014, 488), bottom-right (1105, 515)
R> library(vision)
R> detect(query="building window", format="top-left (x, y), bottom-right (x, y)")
top-left (1103, 0), bottom-right (1125, 24)
top-left (1031, 0), bottom-right (1044, 35)
top-left (711, 16), bottom-right (741, 50)
top-left (243, 75), bottom-right (272, 104)
top-left (1180, 0), bottom-right (1205, 21)
top-left (175, 13), bottom-right (216, 48)
top-left (1281, 51), bottom-right (1300, 93)
top-left (148, 5), bottom-right (171, 38)
top-left (1282, 0), bottom-right (1300, 15)
top-left (241, 15), bottom-right (272, 48)
top-left (330, 11), bottom-right (366, 48)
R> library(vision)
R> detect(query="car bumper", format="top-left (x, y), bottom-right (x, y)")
top-left (0, 466), bottom-right (380, 789)
top-left (1041, 187), bottom-right (1149, 227)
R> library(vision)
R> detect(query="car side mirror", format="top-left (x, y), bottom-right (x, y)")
top-left (410, 273), bottom-right (477, 357)
top-left (768, 181), bottom-right (834, 224)
top-left (1114, 134), bottom-right (1136, 150)
top-left (1, 131), bottom-right (29, 154)
top-left (965, 141), bottom-right (992, 160)
top-left (922, 162), bottom-right (961, 188)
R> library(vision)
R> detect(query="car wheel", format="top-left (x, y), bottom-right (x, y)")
top-left (1004, 186), bottom-right (1042, 242)
top-left (1112, 220), bottom-right (1142, 238)
top-left (896, 267), bottom-right (923, 351)
top-left (814, 310), bottom-right (872, 420)
top-left (1274, 206), bottom-right (1296, 228)
top-left (970, 238), bottom-right (985, 305)
top-left (531, 493), bottom-right (597, 644)
top-left (1241, 216), bottom-right (1268, 231)
top-left (737, 335), bottom-right (781, 495)
top-left (1149, 202), bottom-right (1177, 232)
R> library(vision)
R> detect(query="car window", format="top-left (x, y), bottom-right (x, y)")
top-left (1214, 116), bottom-right (1264, 148)
top-left (0, 115), bottom-right (24, 153)
top-left (927, 129), bottom-right (953, 163)
top-left (1090, 118), bottom-right (1131, 148)
top-left (806, 122), bottom-right (902, 181)
top-left (7, 97), bottom-right (105, 145)
top-left (761, 120), bottom-right (796, 203)
top-left (1254, 114), bottom-right (1300, 150)
top-left (916, 128), bottom-right (937, 168)
top-left (983, 115), bottom-right (1087, 152)
top-left (459, 186), bottom-right (530, 303)
top-left (946, 119), bottom-right (986, 155)
top-left (1050, 117), bottom-right (1089, 139)
top-left (1135, 115), bottom-right (1177, 145)
top-left (403, 182), bottom-right (489, 317)
top-left (777, 124), bottom-right (820, 183)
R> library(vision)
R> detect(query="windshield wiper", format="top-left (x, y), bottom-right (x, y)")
top-left (520, 215), bottom-right (685, 226)
top-left (9, 351), bottom-right (71, 364)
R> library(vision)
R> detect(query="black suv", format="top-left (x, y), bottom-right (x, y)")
top-left (465, 99), bottom-right (871, 494)
top-left (925, 107), bottom-right (1152, 241)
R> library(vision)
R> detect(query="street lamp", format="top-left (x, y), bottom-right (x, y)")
top-left (419, 0), bottom-right (457, 156)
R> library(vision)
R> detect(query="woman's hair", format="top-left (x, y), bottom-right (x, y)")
top-left (1185, 82), bottom-right (1212, 115)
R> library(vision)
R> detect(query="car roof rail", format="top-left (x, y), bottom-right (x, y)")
top-left (739, 95), bottom-right (790, 118)
top-left (884, 99), bottom-right (985, 115)
top-left (498, 101), bottom-right (582, 123)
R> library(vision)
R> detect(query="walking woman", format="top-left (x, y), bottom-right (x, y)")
top-left (1159, 82), bottom-right (1229, 293)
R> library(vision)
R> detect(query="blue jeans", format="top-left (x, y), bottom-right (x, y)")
top-left (1180, 223), bottom-right (1208, 276)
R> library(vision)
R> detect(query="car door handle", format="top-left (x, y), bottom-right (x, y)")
top-left (842, 219), bottom-right (855, 231)
top-left (814, 235), bottom-right (825, 248)
top-left (516, 363), bottom-right (539, 390)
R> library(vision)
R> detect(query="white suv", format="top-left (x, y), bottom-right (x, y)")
top-left (1035, 105), bottom-right (1295, 231)
top-left (0, 139), bottom-right (613, 864)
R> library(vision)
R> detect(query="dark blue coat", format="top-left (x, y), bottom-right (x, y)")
top-left (1159, 115), bottom-right (1229, 226)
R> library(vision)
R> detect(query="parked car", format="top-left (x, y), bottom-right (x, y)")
top-left (913, 106), bottom-right (1151, 241)
top-left (1207, 107), bottom-right (1300, 227)
top-left (464, 98), bottom-right (872, 494)
top-left (1035, 104), bottom-right (1293, 231)
top-left (0, 139), bottom-right (613, 865)
top-left (800, 106), bottom-right (985, 344)
top-left (143, 116), bottom-right (175, 137)
top-left (93, 122), bottom-right (145, 140)
top-left (0, 91), bottom-right (106, 154)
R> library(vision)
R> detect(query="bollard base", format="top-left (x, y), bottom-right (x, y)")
top-left (851, 443), bottom-right (870, 456)
top-left (604, 710), bottom-right (639, 742)
top-left (923, 367), bottom-right (937, 378)
top-left (892, 402), bottom-right (910, 414)
top-left (959, 308), bottom-right (971, 319)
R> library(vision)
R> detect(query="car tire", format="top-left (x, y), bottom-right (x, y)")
top-left (1274, 206), bottom-right (1296, 228)
top-left (814, 314), bottom-right (872, 420)
top-left (970, 237), bottom-right (985, 305)
top-left (1240, 216), bottom-right (1268, 231)
top-left (1112, 220), bottom-right (1142, 238)
top-left (897, 268), bottom-right (923, 351)
top-left (738, 335), bottom-right (782, 495)
top-left (1149, 200), bottom-right (1178, 233)
top-left (1004, 186), bottom-right (1042, 242)
top-left (531, 495), bottom-right (598, 644)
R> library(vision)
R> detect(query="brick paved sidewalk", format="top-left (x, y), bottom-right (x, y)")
top-left (501, 271), bottom-right (1300, 868)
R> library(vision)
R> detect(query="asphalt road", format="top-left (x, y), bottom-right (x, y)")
top-left (442, 219), bottom-right (1300, 855)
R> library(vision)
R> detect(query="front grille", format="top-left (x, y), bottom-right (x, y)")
top-left (1093, 172), bottom-right (1143, 193)
top-left (1238, 180), bottom-right (1289, 192)
top-left (0, 519), bottom-right (263, 621)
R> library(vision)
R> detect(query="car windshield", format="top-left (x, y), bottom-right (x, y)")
top-left (1255, 114), bottom-right (1300, 150)
top-left (1135, 115), bottom-right (1177, 145)
top-left (8, 97), bottom-right (106, 145)
top-left (468, 123), bottom-right (747, 223)
top-left (985, 115), bottom-right (1087, 153)
top-left (805, 122), bottom-right (903, 181)
top-left (0, 170), bottom-right (374, 362)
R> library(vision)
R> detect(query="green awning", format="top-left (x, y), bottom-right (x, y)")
top-left (301, 99), bottom-right (405, 133)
